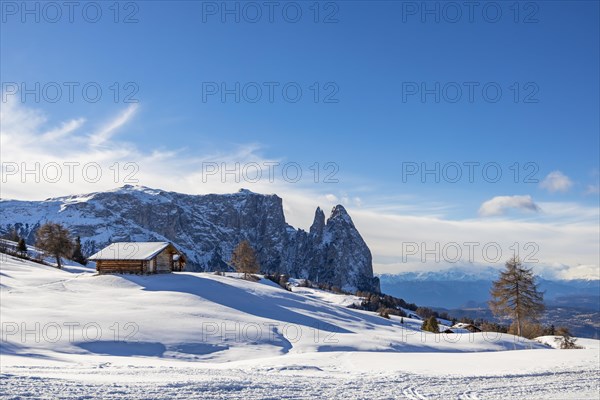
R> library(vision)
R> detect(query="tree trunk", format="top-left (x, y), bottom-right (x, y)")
top-left (55, 254), bottom-right (62, 269)
top-left (515, 281), bottom-right (521, 337)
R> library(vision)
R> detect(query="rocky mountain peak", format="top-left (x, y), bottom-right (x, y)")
top-left (328, 204), bottom-right (354, 227)
top-left (0, 187), bottom-right (380, 293)
top-left (309, 207), bottom-right (326, 236)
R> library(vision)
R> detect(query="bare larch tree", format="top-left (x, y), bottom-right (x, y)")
top-left (230, 240), bottom-right (260, 279)
top-left (489, 256), bottom-right (545, 337)
top-left (35, 222), bottom-right (73, 269)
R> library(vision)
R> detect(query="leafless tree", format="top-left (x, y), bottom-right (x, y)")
top-left (489, 256), bottom-right (544, 337)
top-left (231, 240), bottom-right (260, 279)
top-left (35, 222), bottom-right (73, 269)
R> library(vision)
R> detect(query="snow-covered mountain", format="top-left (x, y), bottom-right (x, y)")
top-left (380, 268), bottom-right (600, 308)
top-left (380, 269), bottom-right (600, 338)
top-left (0, 185), bottom-right (379, 293)
top-left (381, 266), bottom-right (502, 282)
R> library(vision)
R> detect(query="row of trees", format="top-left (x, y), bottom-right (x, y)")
top-left (2, 224), bottom-right (87, 268)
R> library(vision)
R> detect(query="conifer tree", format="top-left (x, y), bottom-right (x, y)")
top-left (17, 238), bottom-right (27, 255)
top-left (71, 236), bottom-right (87, 265)
top-left (489, 257), bottom-right (544, 337)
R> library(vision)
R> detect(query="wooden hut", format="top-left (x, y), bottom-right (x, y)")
top-left (89, 242), bottom-right (186, 274)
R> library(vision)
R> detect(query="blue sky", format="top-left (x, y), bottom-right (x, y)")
top-left (1, 1), bottom-right (599, 277)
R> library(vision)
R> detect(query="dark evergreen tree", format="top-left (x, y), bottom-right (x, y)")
top-left (546, 324), bottom-right (556, 336)
top-left (71, 236), bottom-right (87, 265)
top-left (17, 238), bottom-right (27, 255)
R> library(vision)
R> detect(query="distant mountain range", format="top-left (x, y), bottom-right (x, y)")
top-left (380, 269), bottom-right (600, 338)
top-left (0, 185), bottom-right (380, 293)
top-left (380, 269), bottom-right (599, 308)
top-left (381, 267), bottom-right (501, 285)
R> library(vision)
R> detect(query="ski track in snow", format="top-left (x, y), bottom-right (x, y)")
top-left (1, 366), bottom-right (598, 399)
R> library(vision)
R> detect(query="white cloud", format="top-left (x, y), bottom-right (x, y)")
top-left (540, 170), bottom-right (573, 193)
top-left (536, 201), bottom-right (599, 223)
top-left (41, 118), bottom-right (86, 141)
top-left (478, 195), bottom-right (541, 217)
top-left (0, 100), bottom-right (326, 208)
top-left (89, 104), bottom-right (138, 146)
top-left (1, 101), bottom-right (598, 280)
top-left (355, 209), bottom-right (599, 280)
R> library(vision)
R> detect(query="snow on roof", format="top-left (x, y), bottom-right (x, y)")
top-left (88, 242), bottom-right (173, 261)
top-left (453, 323), bottom-right (475, 328)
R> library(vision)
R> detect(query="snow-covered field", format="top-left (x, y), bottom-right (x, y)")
top-left (1, 255), bottom-right (598, 399)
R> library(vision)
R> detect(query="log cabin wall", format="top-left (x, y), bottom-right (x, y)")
top-left (96, 260), bottom-right (144, 274)
top-left (146, 258), bottom-right (156, 273)
top-left (155, 249), bottom-right (172, 272)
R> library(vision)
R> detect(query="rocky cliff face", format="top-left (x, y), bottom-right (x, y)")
top-left (0, 186), bottom-right (380, 293)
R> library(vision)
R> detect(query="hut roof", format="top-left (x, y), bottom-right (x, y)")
top-left (88, 242), bottom-right (177, 261)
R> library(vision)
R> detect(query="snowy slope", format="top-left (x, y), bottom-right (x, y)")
top-left (535, 335), bottom-right (600, 350)
top-left (1, 256), bottom-right (599, 399)
top-left (2, 255), bottom-right (545, 361)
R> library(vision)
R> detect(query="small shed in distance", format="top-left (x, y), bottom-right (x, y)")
top-left (451, 323), bottom-right (482, 333)
top-left (89, 242), bottom-right (186, 274)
